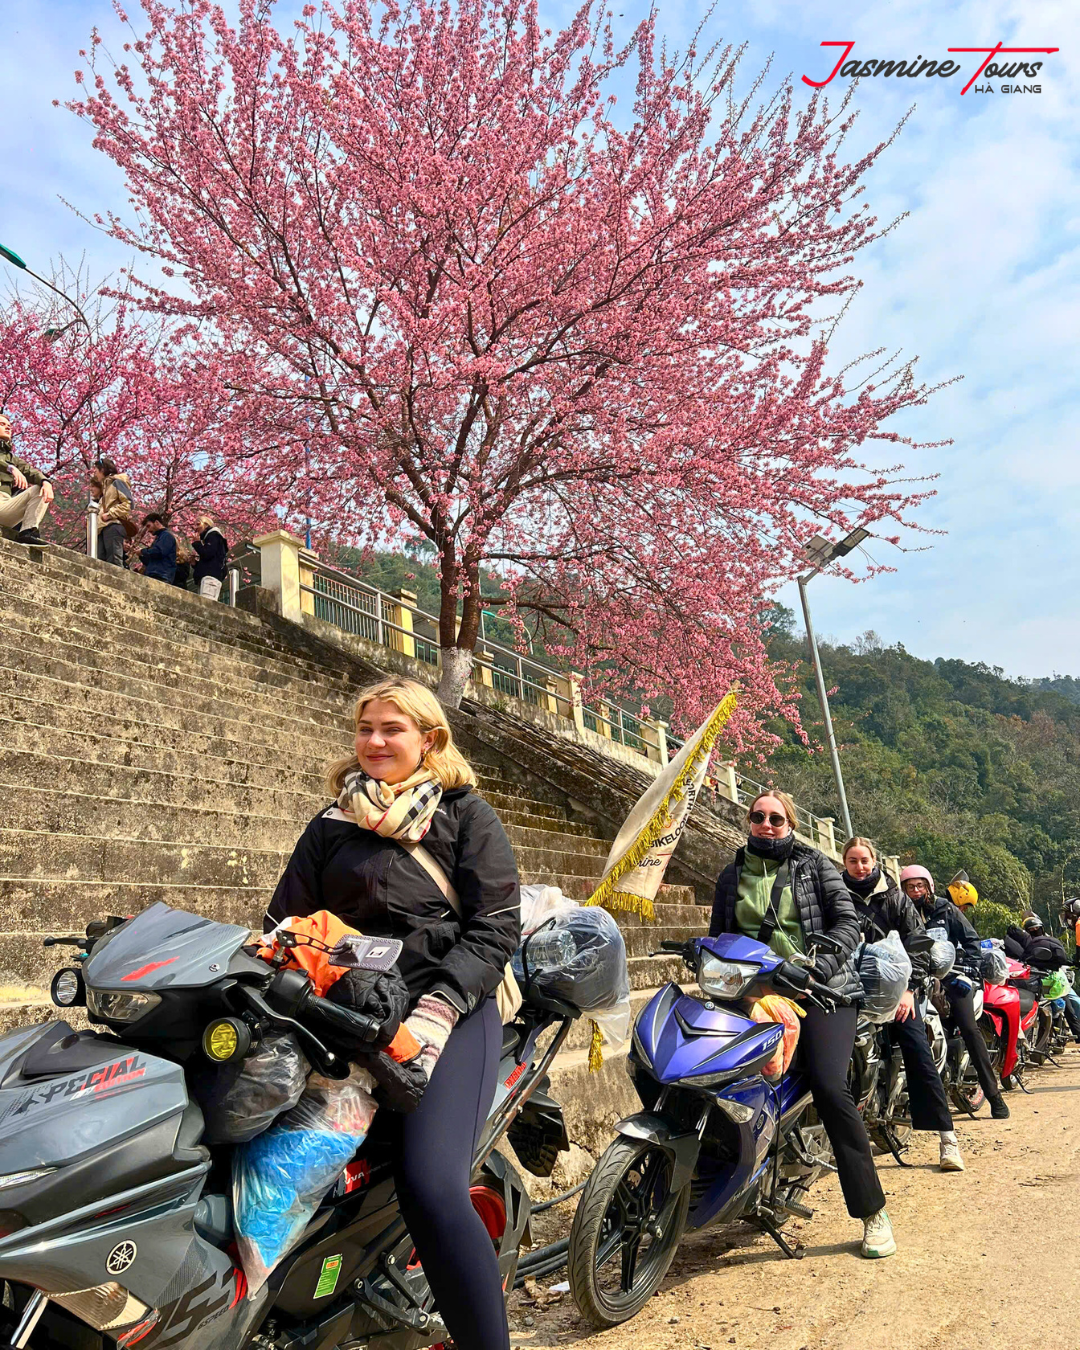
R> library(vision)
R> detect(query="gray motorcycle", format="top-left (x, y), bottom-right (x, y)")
top-left (0, 903), bottom-right (577, 1350)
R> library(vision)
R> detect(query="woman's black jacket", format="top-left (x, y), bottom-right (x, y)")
top-left (265, 786), bottom-right (520, 1016)
top-left (916, 896), bottom-right (982, 978)
top-left (845, 874), bottom-right (929, 988)
top-left (192, 526), bottom-right (228, 583)
top-left (710, 840), bottom-right (863, 1000)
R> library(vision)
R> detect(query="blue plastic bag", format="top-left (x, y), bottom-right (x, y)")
top-left (233, 1066), bottom-right (377, 1292)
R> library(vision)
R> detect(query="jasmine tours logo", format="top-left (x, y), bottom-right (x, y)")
top-left (802, 41), bottom-right (1060, 96)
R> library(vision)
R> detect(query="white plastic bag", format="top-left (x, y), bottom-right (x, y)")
top-left (923, 926), bottom-right (956, 981)
top-left (857, 930), bottom-right (913, 1023)
top-left (519, 883), bottom-right (576, 935)
top-left (233, 1066), bottom-right (378, 1293)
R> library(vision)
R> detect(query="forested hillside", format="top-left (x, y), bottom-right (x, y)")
top-left (757, 613), bottom-right (1080, 935)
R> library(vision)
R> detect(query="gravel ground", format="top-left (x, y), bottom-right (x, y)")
top-left (507, 1047), bottom-right (1080, 1350)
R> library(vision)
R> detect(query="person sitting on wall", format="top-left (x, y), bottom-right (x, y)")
top-left (0, 412), bottom-right (55, 546)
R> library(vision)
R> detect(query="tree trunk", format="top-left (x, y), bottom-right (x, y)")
top-left (437, 645), bottom-right (474, 708)
top-left (435, 558), bottom-right (482, 708)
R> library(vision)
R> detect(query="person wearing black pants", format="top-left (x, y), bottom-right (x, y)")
top-left (389, 998), bottom-right (506, 1349)
top-left (900, 865), bottom-right (1009, 1120)
top-left (711, 790), bottom-right (894, 1258)
top-left (266, 676), bottom-right (522, 1349)
top-left (841, 839), bottom-right (961, 1170)
top-left (796, 1003), bottom-right (886, 1217)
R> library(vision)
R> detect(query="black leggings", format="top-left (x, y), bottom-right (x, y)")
top-left (797, 1003), bottom-right (886, 1219)
top-left (945, 980), bottom-right (1000, 1099)
top-left (388, 996), bottom-right (507, 1350)
top-left (887, 1013), bottom-right (952, 1132)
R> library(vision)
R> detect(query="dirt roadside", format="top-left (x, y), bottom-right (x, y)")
top-left (509, 1050), bottom-right (1080, 1350)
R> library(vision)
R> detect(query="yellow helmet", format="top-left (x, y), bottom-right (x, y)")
top-left (948, 872), bottom-right (978, 908)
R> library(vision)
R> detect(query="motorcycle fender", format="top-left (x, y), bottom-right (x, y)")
top-left (614, 1113), bottom-right (701, 1193)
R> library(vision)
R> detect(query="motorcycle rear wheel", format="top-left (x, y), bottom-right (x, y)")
top-left (568, 1136), bottom-right (689, 1329)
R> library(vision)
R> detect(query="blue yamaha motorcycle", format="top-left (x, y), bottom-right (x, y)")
top-left (568, 931), bottom-right (846, 1328)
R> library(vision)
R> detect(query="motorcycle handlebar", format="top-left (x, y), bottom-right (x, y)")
top-left (297, 988), bottom-right (383, 1050)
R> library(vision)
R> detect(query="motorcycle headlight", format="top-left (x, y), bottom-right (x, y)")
top-left (698, 957), bottom-right (760, 1000)
top-left (86, 989), bottom-right (162, 1023)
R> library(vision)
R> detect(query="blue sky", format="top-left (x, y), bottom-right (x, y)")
top-left (2, 0), bottom-right (1077, 678)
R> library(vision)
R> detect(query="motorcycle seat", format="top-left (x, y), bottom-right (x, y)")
top-left (1016, 987), bottom-right (1036, 1016)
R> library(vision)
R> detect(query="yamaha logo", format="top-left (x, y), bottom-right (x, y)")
top-left (106, 1240), bottom-right (137, 1274)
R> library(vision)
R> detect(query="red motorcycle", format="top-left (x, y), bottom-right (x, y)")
top-left (980, 957), bottom-right (1050, 1089)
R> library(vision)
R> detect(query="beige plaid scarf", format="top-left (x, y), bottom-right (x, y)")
top-left (338, 766), bottom-right (442, 842)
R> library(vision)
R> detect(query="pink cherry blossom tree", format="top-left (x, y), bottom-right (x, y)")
top-left (0, 281), bottom-right (279, 549)
top-left (67, 0), bottom-right (941, 739)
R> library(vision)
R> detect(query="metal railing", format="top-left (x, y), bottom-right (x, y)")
top-left (296, 559), bottom-right (659, 757)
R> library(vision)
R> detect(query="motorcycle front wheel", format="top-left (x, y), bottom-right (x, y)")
top-left (568, 1136), bottom-right (690, 1329)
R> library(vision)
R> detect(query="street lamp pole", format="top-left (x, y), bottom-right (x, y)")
top-left (797, 527), bottom-right (870, 843)
top-left (797, 568), bottom-right (853, 842)
top-left (0, 244), bottom-right (91, 334)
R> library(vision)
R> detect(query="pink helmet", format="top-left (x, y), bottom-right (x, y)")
top-left (899, 864), bottom-right (934, 889)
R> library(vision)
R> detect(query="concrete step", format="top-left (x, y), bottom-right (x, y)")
top-left (1, 606), bottom-right (355, 727)
top-left (0, 878), bottom-right (269, 935)
top-left (0, 748), bottom-right (326, 822)
top-left (627, 953), bottom-right (685, 990)
top-left (0, 597), bottom-right (356, 719)
top-left (0, 549), bottom-right (334, 681)
top-left (0, 786), bottom-right (608, 883)
top-left (0, 643), bottom-right (350, 744)
top-left (0, 664), bottom-right (352, 761)
top-left (0, 827), bottom-right (289, 890)
top-left (0, 718), bottom-right (329, 796)
top-left (1, 700), bottom-right (347, 779)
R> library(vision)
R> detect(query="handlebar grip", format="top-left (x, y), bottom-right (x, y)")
top-left (659, 939), bottom-right (687, 953)
top-left (300, 990), bottom-right (382, 1049)
top-left (779, 961), bottom-right (810, 992)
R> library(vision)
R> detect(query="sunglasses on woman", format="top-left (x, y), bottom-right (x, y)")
top-left (749, 810), bottom-right (788, 827)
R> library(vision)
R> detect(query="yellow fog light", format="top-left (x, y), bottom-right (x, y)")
top-left (201, 1017), bottom-right (251, 1063)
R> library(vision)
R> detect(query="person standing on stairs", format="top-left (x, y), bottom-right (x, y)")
top-left (841, 837), bottom-right (965, 1173)
top-left (136, 513), bottom-right (178, 583)
top-left (0, 412), bottom-right (55, 546)
top-left (190, 514), bottom-right (229, 600)
top-left (266, 676), bottom-right (520, 1350)
top-left (710, 791), bottom-right (896, 1259)
top-left (90, 458), bottom-right (135, 567)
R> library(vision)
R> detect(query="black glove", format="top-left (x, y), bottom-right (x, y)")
top-left (360, 1049), bottom-right (428, 1113)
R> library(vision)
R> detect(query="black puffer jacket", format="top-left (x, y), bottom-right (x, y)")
top-left (711, 840), bottom-right (863, 1000)
top-left (265, 786), bottom-right (520, 1016)
top-left (845, 872), bottom-right (929, 988)
top-left (915, 895), bottom-right (982, 979)
top-left (1004, 926), bottom-right (1069, 972)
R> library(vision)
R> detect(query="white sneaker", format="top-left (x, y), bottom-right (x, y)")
top-left (939, 1141), bottom-right (965, 1172)
top-left (861, 1208), bottom-right (896, 1259)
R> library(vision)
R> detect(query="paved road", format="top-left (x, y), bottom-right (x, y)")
top-left (509, 1049), bottom-right (1080, 1350)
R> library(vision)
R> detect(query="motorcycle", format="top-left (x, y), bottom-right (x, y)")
top-left (941, 973), bottom-right (990, 1115)
top-left (0, 903), bottom-right (580, 1350)
top-left (567, 931), bottom-right (845, 1329)
top-left (980, 957), bottom-right (1047, 1091)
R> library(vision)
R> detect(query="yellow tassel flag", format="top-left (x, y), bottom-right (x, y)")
top-left (586, 691), bottom-right (738, 921)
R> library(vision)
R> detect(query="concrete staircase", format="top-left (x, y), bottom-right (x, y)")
top-left (0, 536), bottom-right (709, 1136)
